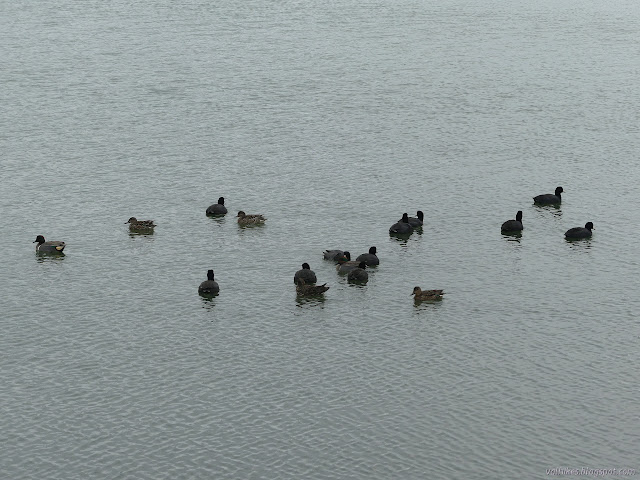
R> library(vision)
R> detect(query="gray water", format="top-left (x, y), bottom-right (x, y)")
top-left (2, 0), bottom-right (639, 478)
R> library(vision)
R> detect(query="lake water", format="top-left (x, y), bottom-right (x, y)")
top-left (2, 0), bottom-right (639, 478)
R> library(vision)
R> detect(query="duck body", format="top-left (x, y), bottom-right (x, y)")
top-left (534, 186), bottom-right (563, 204)
top-left (296, 278), bottom-right (329, 296)
top-left (206, 197), bottom-right (228, 215)
top-left (501, 211), bottom-right (523, 232)
top-left (126, 217), bottom-right (156, 230)
top-left (347, 262), bottom-right (368, 283)
top-left (411, 286), bottom-right (444, 301)
top-left (565, 222), bottom-right (594, 239)
top-left (33, 235), bottom-right (65, 253)
top-left (237, 211), bottom-right (266, 225)
top-left (294, 263), bottom-right (317, 285)
top-left (389, 213), bottom-right (414, 235)
top-left (336, 252), bottom-right (359, 274)
top-left (356, 246), bottom-right (379, 266)
top-left (198, 270), bottom-right (220, 295)
top-left (405, 211), bottom-right (424, 227)
top-left (323, 249), bottom-right (345, 261)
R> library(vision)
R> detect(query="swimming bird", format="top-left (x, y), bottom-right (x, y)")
top-left (206, 197), bottom-right (228, 215)
top-left (198, 270), bottom-right (220, 295)
top-left (323, 249), bottom-right (345, 261)
top-left (404, 211), bottom-right (424, 227)
top-left (501, 211), bottom-right (523, 232)
top-left (33, 235), bottom-right (65, 253)
top-left (336, 252), bottom-right (360, 274)
top-left (411, 286), bottom-right (444, 301)
top-left (356, 246), bottom-right (379, 266)
top-left (347, 262), bottom-right (368, 283)
top-left (126, 217), bottom-right (156, 230)
top-left (296, 278), bottom-right (330, 296)
top-left (237, 211), bottom-right (266, 225)
top-left (389, 213), bottom-right (414, 235)
top-left (294, 263), bottom-right (317, 285)
top-left (565, 222), bottom-right (594, 239)
top-left (533, 186), bottom-right (564, 204)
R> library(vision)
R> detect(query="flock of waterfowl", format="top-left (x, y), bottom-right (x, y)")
top-left (33, 188), bottom-right (593, 304)
top-left (500, 186), bottom-right (595, 239)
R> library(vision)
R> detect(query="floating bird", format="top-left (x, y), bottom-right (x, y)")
top-left (336, 252), bottom-right (360, 274)
top-left (389, 213), bottom-right (414, 235)
top-left (126, 217), bottom-right (156, 230)
top-left (296, 278), bottom-right (329, 296)
top-left (501, 211), bottom-right (523, 232)
top-left (294, 263), bottom-right (317, 285)
top-left (565, 222), bottom-right (594, 239)
top-left (33, 235), bottom-right (65, 253)
top-left (404, 211), bottom-right (424, 227)
top-left (206, 197), bottom-right (228, 215)
top-left (237, 211), bottom-right (266, 225)
top-left (356, 246), bottom-right (379, 266)
top-left (347, 262), bottom-right (368, 283)
top-left (533, 186), bottom-right (564, 204)
top-left (323, 249), bottom-right (345, 261)
top-left (198, 270), bottom-right (220, 295)
top-left (411, 286), bottom-right (444, 301)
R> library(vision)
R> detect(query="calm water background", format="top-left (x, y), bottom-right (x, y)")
top-left (2, 0), bottom-right (639, 478)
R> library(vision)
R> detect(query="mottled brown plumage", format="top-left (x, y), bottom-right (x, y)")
top-left (411, 286), bottom-right (444, 301)
top-left (237, 211), bottom-right (266, 225)
top-left (296, 278), bottom-right (329, 296)
top-left (126, 217), bottom-right (156, 230)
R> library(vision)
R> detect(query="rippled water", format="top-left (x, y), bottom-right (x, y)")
top-left (2, 0), bottom-right (639, 478)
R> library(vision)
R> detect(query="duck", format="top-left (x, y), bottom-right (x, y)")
top-left (347, 262), bottom-right (368, 283)
top-left (501, 211), bottom-right (523, 232)
top-left (33, 235), bottom-right (65, 253)
top-left (323, 249), bottom-right (345, 261)
top-left (356, 246), bottom-right (379, 266)
top-left (403, 210), bottom-right (424, 227)
top-left (198, 270), bottom-right (220, 295)
top-left (293, 263), bottom-right (317, 285)
top-left (336, 252), bottom-right (360, 274)
top-left (237, 211), bottom-right (266, 225)
top-left (411, 286), bottom-right (444, 301)
top-left (296, 278), bottom-right (330, 296)
top-left (565, 222), bottom-right (594, 239)
top-left (533, 186), bottom-right (564, 204)
top-left (206, 197), bottom-right (228, 215)
top-left (389, 213), bottom-right (414, 235)
top-left (126, 217), bottom-right (156, 230)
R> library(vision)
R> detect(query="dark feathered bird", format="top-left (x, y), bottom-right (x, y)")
top-left (294, 263), bottom-right (317, 285)
top-left (389, 213), bottom-right (414, 235)
top-left (501, 211), bottom-right (523, 232)
top-left (404, 211), bottom-right (424, 227)
top-left (323, 249), bottom-right (345, 261)
top-left (533, 186), bottom-right (563, 204)
top-left (347, 262), bottom-right (368, 283)
top-left (336, 252), bottom-right (360, 274)
top-left (356, 246), bottom-right (379, 266)
top-left (198, 270), bottom-right (220, 295)
top-left (33, 235), bottom-right (65, 253)
top-left (206, 197), bottom-right (228, 215)
top-left (565, 222), bottom-right (594, 239)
